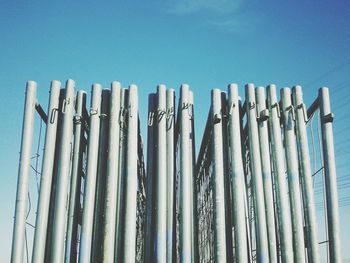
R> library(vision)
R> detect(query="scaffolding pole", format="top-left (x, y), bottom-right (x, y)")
top-left (255, 86), bottom-right (277, 263)
top-left (211, 89), bottom-right (227, 262)
top-left (79, 84), bottom-right (102, 263)
top-left (166, 89), bottom-right (175, 263)
top-left (11, 81), bottom-right (37, 263)
top-left (65, 90), bottom-right (86, 263)
top-left (227, 84), bottom-right (248, 263)
top-left (319, 87), bottom-right (342, 263)
top-left (32, 81), bottom-right (61, 263)
top-left (292, 85), bottom-right (320, 262)
top-left (266, 84), bottom-right (293, 263)
top-left (121, 85), bottom-right (139, 262)
top-left (50, 79), bottom-right (76, 263)
top-left (281, 88), bottom-right (306, 263)
top-left (179, 84), bottom-right (192, 263)
top-left (102, 82), bottom-right (121, 263)
top-left (245, 84), bottom-right (269, 262)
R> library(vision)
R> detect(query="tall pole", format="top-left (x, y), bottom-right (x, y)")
top-left (227, 84), bottom-right (248, 263)
top-left (255, 87), bottom-right (277, 263)
top-left (91, 89), bottom-right (110, 261)
top-left (155, 84), bottom-right (167, 262)
top-left (145, 93), bottom-right (157, 262)
top-left (50, 79), bottom-right (76, 263)
top-left (245, 84), bottom-right (269, 262)
top-left (179, 84), bottom-right (192, 263)
top-left (121, 85), bottom-right (139, 262)
top-left (319, 87), bottom-right (342, 263)
top-left (79, 84), bottom-right (102, 263)
top-left (212, 89), bottom-right (227, 263)
top-left (102, 82), bottom-right (121, 263)
top-left (280, 88), bottom-right (305, 263)
top-left (65, 90), bottom-right (86, 263)
top-left (166, 89), bottom-right (175, 263)
top-left (32, 81), bottom-right (61, 263)
top-left (266, 84), bottom-right (293, 262)
top-left (11, 81), bottom-right (37, 263)
top-left (292, 85), bottom-right (320, 262)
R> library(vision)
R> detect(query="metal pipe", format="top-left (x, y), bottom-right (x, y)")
top-left (292, 85), bottom-right (320, 262)
top-left (179, 84), bottom-right (192, 263)
top-left (102, 81), bottom-right (121, 263)
top-left (121, 85), bottom-right (139, 262)
top-left (11, 81), bottom-right (37, 263)
top-left (114, 88), bottom-right (128, 262)
top-left (280, 88), bottom-right (306, 263)
top-left (227, 84), bottom-right (248, 263)
top-left (32, 81), bottom-right (60, 263)
top-left (319, 87), bottom-right (342, 263)
top-left (245, 84), bottom-right (269, 262)
top-left (79, 83), bottom-right (102, 263)
top-left (50, 79), bottom-right (76, 263)
top-left (145, 93), bottom-right (157, 262)
top-left (166, 89), bottom-right (175, 263)
top-left (91, 89), bottom-right (110, 261)
top-left (212, 88), bottom-right (227, 263)
top-left (65, 90), bottom-right (86, 263)
top-left (266, 84), bottom-right (293, 263)
top-left (189, 90), bottom-right (199, 263)
top-left (155, 84), bottom-right (167, 262)
top-left (255, 87), bottom-right (277, 263)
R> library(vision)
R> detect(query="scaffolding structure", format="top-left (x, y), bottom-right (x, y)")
top-left (11, 80), bottom-right (342, 263)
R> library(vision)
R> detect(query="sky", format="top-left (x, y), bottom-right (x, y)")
top-left (0, 0), bottom-right (350, 261)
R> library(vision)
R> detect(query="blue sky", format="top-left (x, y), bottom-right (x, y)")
top-left (0, 0), bottom-right (349, 261)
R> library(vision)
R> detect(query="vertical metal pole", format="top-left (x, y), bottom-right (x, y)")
top-left (79, 83), bottom-right (102, 263)
top-left (50, 79), bottom-right (76, 263)
top-left (292, 85), bottom-right (320, 262)
top-left (115, 88), bottom-right (128, 262)
top-left (255, 87), bottom-right (277, 263)
top-left (245, 83), bottom-right (269, 262)
top-left (212, 89), bottom-right (227, 263)
top-left (91, 89), bottom-right (110, 261)
top-left (266, 84), bottom-right (293, 263)
top-left (189, 90), bottom-right (199, 263)
top-left (155, 84), bottom-right (167, 262)
top-left (280, 88), bottom-right (306, 263)
top-left (31, 81), bottom-right (60, 263)
top-left (145, 93), bottom-right (157, 262)
top-left (166, 89), bottom-right (175, 263)
top-left (227, 84), bottom-right (248, 263)
top-left (102, 81), bottom-right (121, 263)
top-left (179, 84), bottom-right (192, 263)
top-left (121, 84), bottom-right (138, 262)
top-left (319, 87), bottom-right (342, 263)
top-left (11, 81), bottom-right (37, 263)
top-left (65, 90), bottom-right (86, 263)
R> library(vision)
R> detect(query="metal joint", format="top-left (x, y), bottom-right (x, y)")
top-left (148, 111), bottom-right (155, 126)
top-left (257, 109), bottom-right (269, 123)
top-left (286, 105), bottom-right (295, 121)
top-left (90, 108), bottom-right (98, 116)
top-left (271, 102), bottom-right (281, 118)
top-left (228, 102), bottom-right (236, 115)
top-left (296, 103), bottom-right (308, 123)
top-left (62, 98), bottom-right (71, 114)
top-left (50, 108), bottom-right (59, 124)
top-left (74, 114), bottom-right (82, 124)
top-left (322, 112), bottom-right (334, 123)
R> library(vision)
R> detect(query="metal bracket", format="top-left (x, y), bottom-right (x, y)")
top-left (90, 108), bottom-right (98, 116)
top-left (157, 108), bottom-right (166, 122)
top-left (74, 114), bottom-right (82, 124)
top-left (148, 111), bottom-right (155, 126)
top-left (228, 102), bottom-right (236, 115)
top-left (322, 113), bottom-right (334, 123)
top-left (271, 102), bottom-right (281, 118)
top-left (257, 109), bottom-right (269, 122)
top-left (286, 105), bottom-right (295, 121)
top-left (99, 113), bottom-right (107, 119)
top-left (50, 108), bottom-right (59, 124)
top-left (213, 113), bottom-right (222, 124)
top-left (166, 107), bottom-right (174, 130)
top-left (62, 98), bottom-right (71, 114)
top-left (296, 103), bottom-right (308, 123)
